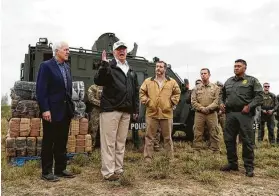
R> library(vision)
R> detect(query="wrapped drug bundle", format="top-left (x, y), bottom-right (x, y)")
top-left (9, 118), bottom-right (20, 138)
top-left (19, 118), bottom-right (30, 137)
top-left (67, 135), bottom-right (76, 153)
top-left (30, 118), bottom-right (41, 137)
top-left (6, 137), bottom-right (16, 157)
top-left (15, 137), bottom-right (27, 157)
top-left (13, 81), bottom-right (36, 100)
top-left (76, 135), bottom-right (85, 153)
top-left (70, 119), bottom-right (79, 136)
top-left (36, 137), bottom-right (42, 156)
top-left (73, 100), bottom-right (86, 119)
top-left (72, 81), bottom-right (85, 101)
top-left (26, 137), bottom-right (36, 156)
top-left (79, 118), bottom-right (88, 135)
top-left (12, 100), bottom-right (40, 118)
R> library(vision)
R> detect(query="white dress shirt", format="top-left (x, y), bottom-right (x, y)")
top-left (116, 59), bottom-right (129, 76)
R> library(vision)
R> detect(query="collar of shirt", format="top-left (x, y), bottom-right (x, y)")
top-left (233, 74), bottom-right (247, 81)
top-left (201, 82), bottom-right (212, 88)
top-left (154, 77), bottom-right (166, 83)
top-left (54, 58), bottom-right (66, 67)
top-left (116, 59), bottom-right (129, 75)
top-left (116, 59), bottom-right (128, 66)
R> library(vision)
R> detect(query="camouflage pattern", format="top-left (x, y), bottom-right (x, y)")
top-left (88, 84), bottom-right (102, 107)
top-left (88, 84), bottom-right (103, 146)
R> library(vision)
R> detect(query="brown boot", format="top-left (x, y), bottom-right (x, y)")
top-left (104, 174), bottom-right (119, 181)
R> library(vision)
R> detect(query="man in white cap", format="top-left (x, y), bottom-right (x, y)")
top-left (94, 41), bottom-right (139, 181)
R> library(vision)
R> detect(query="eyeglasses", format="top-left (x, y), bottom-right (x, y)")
top-left (264, 86), bottom-right (270, 88)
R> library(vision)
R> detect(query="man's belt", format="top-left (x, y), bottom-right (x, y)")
top-left (197, 110), bottom-right (216, 114)
top-left (226, 106), bottom-right (243, 113)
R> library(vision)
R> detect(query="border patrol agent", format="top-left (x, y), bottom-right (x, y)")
top-left (191, 68), bottom-right (220, 152)
top-left (220, 59), bottom-right (263, 177)
top-left (259, 82), bottom-right (278, 144)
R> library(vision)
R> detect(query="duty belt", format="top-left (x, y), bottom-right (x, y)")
top-left (226, 106), bottom-right (243, 113)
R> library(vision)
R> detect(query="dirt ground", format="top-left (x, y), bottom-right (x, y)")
top-left (2, 142), bottom-right (279, 196)
top-left (1, 111), bottom-right (279, 196)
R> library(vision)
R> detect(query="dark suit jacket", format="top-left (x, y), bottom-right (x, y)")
top-left (36, 58), bottom-right (73, 122)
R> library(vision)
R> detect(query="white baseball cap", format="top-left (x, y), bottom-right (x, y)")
top-left (113, 41), bottom-right (127, 51)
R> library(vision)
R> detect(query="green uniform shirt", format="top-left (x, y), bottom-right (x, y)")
top-left (221, 74), bottom-right (263, 110)
top-left (262, 92), bottom-right (278, 111)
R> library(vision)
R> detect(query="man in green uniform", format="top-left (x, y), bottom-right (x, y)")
top-left (258, 83), bottom-right (278, 144)
top-left (88, 84), bottom-right (103, 148)
top-left (220, 59), bottom-right (263, 177)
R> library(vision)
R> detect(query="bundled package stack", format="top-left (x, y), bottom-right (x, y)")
top-left (67, 135), bottom-right (76, 153)
top-left (5, 117), bottom-right (42, 158)
top-left (76, 135), bottom-right (86, 153)
top-left (67, 118), bottom-right (92, 153)
top-left (72, 81), bottom-right (86, 118)
top-left (6, 81), bottom-right (92, 159)
top-left (5, 81), bottom-right (43, 158)
top-left (11, 81), bottom-right (39, 118)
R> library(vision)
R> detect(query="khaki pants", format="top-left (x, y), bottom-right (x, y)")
top-left (100, 111), bottom-right (130, 178)
top-left (144, 116), bottom-right (173, 160)
top-left (193, 112), bottom-right (220, 151)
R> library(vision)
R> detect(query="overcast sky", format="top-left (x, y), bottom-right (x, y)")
top-left (1, 0), bottom-right (279, 99)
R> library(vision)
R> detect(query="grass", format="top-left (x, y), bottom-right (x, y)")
top-left (1, 105), bottom-right (279, 195)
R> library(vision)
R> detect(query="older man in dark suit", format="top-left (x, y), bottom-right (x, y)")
top-left (36, 41), bottom-right (75, 182)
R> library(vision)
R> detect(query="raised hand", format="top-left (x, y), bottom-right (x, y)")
top-left (102, 50), bottom-right (108, 62)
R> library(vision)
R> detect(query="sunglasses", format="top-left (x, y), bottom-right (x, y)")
top-left (264, 86), bottom-right (270, 88)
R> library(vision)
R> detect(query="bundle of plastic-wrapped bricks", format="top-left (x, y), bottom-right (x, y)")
top-left (5, 118), bottom-right (43, 158)
top-left (67, 118), bottom-right (92, 153)
top-left (5, 117), bottom-right (92, 159)
top-left (72, 81), bottom-right (86, 119)
top-left (11, 81), bottom-right (39, 118)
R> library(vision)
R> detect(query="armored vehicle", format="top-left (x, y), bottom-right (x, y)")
top-left (19, 33), bottom-right (193, 141)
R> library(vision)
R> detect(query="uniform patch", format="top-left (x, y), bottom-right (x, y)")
top-left (242, 80), bottom-right (248, 84)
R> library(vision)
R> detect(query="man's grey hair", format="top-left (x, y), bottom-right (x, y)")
top-left (52, 41), bottom-right (68, 56)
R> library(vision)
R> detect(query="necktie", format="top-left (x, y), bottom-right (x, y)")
top-left (60, 64), bottom-right (68, 89)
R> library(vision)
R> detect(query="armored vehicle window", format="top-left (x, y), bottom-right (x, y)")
top-left (43, 53), bottom-right (53, 61)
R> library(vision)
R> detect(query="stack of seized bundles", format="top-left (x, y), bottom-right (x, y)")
top-left (11, 81), bottom-right (39, 118)
top-left (67, 117), bottom-right (92, 153)
top-left (72, 81), bottom-right (86, 118)
top-left (6, 118), bottom-right (42, 158)
top-left (6, 81), bottom-right (42, 159)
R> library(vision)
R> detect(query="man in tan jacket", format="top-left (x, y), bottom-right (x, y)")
top-left (191, 68), bottom-right (220, 153)
top-left (140, 61), bottom-right (181, 163)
